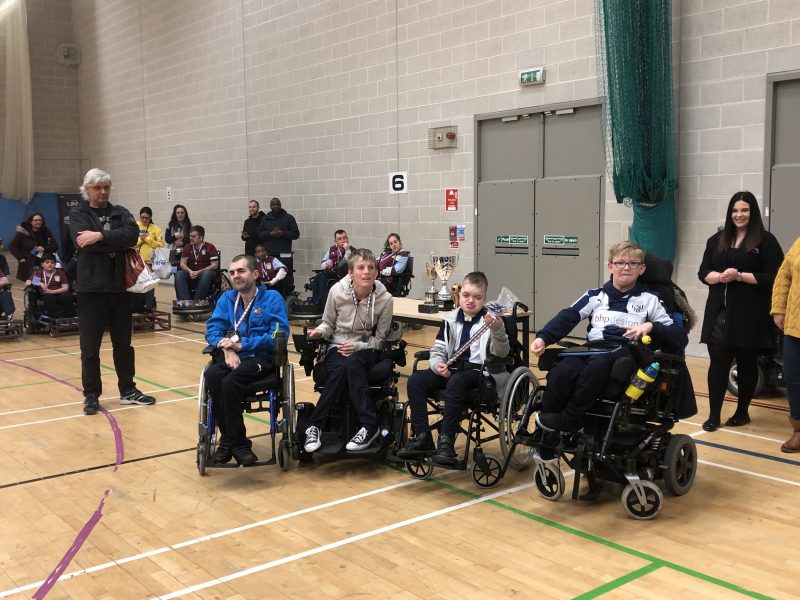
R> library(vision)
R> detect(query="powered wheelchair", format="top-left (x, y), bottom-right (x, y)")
top-left (388, 302), bottom-right (536, 488)
top-left (172, 262), bottom-right (233, 322)
top-left (196, 329), bottom-right (297, 474)
top-left (501, 255), bottom-right (698, 519)
top-left (291, 325), bottom-right (407, 462)
top-left (23, 283), bottom-right (79, 337)
top-left (0, 286), bottom-right (23, 339)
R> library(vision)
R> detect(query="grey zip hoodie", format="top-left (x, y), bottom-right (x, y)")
top-left (315, 274), bottom-right (394, 351)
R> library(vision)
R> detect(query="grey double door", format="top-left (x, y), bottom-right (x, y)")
top-left (476, 104), bottom-right (604, 332)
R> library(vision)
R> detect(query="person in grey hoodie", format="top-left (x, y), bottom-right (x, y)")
top-left (302, 248), bottom-right (394, 453)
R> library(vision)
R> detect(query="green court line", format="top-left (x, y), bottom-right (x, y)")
top-left (390, 466), bottom-right (772, 599)
top-left (572, 562), bottom-right (662, 599)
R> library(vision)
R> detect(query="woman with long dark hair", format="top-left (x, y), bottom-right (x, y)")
top-left (377, 232), bottom-right (410, 295)
top-left (8, 212), bottom-right (58, 282)
top-left (698, 191), bottom-right (783, 431)
top-left (165, 204), bottom-right (192, 267)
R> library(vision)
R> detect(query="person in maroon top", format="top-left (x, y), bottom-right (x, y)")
top-left (0, 257), bottom-right (15, 320)
top-left (309, 229), bottom-right (357, 306)
top-left (174, 225), bottom-right (220, 300)
top-left (254, 243), bottom-right (289, 297)
top-left (25, 253), bottom-right (75, 318)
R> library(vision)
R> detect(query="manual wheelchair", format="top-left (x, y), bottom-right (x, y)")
top-left (505, 338), bottom-right (697, 520)
top-left (196, 330), bottom-right (296, 474)
top-left (388, 302), bottom-right (536, 488)
top-left (172, 264), bottom-right (233, 322)
top-left (291, 326), bottom-right (407, 462)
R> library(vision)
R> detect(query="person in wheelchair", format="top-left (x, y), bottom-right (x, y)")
top-left (377, 233), bottom-right (411, 296)
top-left (204, 254), bottom-right (289, 466)
top-left (254, 243), bottom-right (289, 298)
top-left (303, 248), bottom-right (394, 453)
top-left (530, 241), bottom-right (688, 433)
top-left (307, 229), bottom-right (357, 307)
top-left (25, 253), bottom-right (75, 318)
top-left (0, 257), bottom-right (15, 321)
top-left (399, 271), bottom-right (509, 464)
top-left (175, 225), bottom-right (220, 302)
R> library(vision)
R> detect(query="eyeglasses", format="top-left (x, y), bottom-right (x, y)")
top-left (612, 261), bottom-right (642, 269)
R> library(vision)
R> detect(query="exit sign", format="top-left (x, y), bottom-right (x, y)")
top-left (519, 66), bottom-right (545, 86)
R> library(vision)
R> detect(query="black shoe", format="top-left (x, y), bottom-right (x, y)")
top-left (536, 412), bottom-right (579, 432)
top-left (397, 431), bottom-right (434, 458)
top-left (212, 446), bottom-right (233, 464)
top-left (434, 434), bottom-right (458, 466)
top-left (120, 389), bottom-right (156, 406)
top-left (725, 414), bottom-right (751, 427)
top-left (702, 418), bottom-right (720, 432)
top-left (233, 446), bottom-right (258, 466)
top-left (83, 395), bottom-right (100, 415)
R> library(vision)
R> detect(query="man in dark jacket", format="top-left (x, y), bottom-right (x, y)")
top-left (69, 168), bottom-right (156, 416)
top-left (241, 199), bottom-right (265, 256)
top-left (257, 197), bottom-right (300, 291)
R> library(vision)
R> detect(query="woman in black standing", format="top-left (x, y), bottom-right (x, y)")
top-left (164, 204), bottom-right (192, 268)
top-left (8, 212), bottom-right (58, 282)
top-left (698, 191), bottom-right (784, 431)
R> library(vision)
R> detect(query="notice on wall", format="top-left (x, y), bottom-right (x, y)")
top-left (457, 225), bottom-right (465, 241)
top-left (446, 188), bottom-right (458, 211)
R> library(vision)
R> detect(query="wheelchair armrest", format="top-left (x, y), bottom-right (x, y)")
top-left (413, 350), bottom-right (430, 360)
top-left (202, 345), bottom-right (216, 355)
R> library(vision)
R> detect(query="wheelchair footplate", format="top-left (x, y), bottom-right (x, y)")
top-left (48, 316), bottom-right (80, 337)
top-left (0, 319), bottom-right (23, 339)
top-left (172, 299), bottom-right (212, 314)
top-left (132, 309), bottom-right (172, 332)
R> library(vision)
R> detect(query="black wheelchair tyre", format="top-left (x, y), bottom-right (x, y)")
top-left (727, 360), bottom-right (765, 398)
top-left (278, 439), bottom-right (291, 472)
top-left (498, 367), bottom-right (537, 471)
top-left (471, 455), bottom-right (502, 489)
top-left (662, 434), bottom-right (697, 496)
top-left (534, 462), bottom-right (565, 501)
top-left (405, 459), bottom-right (434, 480)
top-left (197, 442), bottom-right (208, 476)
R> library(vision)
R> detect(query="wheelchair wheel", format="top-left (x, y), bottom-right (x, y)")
top-left (498, 367), bottom-right (537, 471)
top-left (621, 481), bottom-right (663, 520)
top-left (405, 458), bottom-right (433, 480)
top-left (662, 434), bottom-right (697, 496)
top-left (534, 462), bottom-right (565, 501)
top-left (196, 369), bottom-right (214, 476)
top-left (278, 439), bottom-right (291, 472)
top-left (727, 360), bottom-right (765, 398)
top-left (471, 455), bottom-right (502, 489)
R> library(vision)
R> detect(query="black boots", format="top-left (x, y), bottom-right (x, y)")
top-left (434, 434), bottom-right (457, 466)
top-left (397, 430), bottom-right (434, 458)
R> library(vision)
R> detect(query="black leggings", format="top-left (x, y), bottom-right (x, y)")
top-left (707, 344), bottom-right (758, 420)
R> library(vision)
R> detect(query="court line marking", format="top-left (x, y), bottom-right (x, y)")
top-left (0, 477), bottom-right (432, 598)
top-left (695, 439), bottom-right (800, 467)
top-left (3, 339), bottom-right (194, 362)
top-left (152, 481), bottom-right (536, 600)
top-left (683, 420), bottom-right (784, 443)
top-left (573, 562), bottom-right (664, 599)
top-left (699, 459), bottom-right (800, 487)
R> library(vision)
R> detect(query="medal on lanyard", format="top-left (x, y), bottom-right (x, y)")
top-left (42, 270), bottom-right (54, 289)
top-left (351, 288), bottom-right (373, 341)
top-left (230, 288), bottom-right (259, 344)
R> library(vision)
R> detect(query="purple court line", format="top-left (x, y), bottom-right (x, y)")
top-left (1, 358), bottom-right (125, 598)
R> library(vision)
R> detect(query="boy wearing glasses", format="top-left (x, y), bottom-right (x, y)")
top-left (530, 241), bottom-right (687, 432)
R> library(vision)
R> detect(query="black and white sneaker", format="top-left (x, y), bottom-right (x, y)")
top-left (120, 389), bottom-right (156, 406)
top-left (83, 395), bottom-right (100, 415)
top-left (346, 426), bottom-right (379, 451)
top-left (304, 426), bottom-right (321, 453)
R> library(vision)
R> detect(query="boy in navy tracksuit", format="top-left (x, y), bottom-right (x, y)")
top-left (531, 241), bottom-right (688, 432)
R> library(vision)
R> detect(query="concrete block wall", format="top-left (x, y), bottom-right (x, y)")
top-left (677, 0), bottom-right (800, 354)
top-left (0, 0), bottom-right (80, 198)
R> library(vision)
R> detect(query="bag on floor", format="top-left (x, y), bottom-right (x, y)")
top-left (124, 249), bottom-right (159, 294)
top-left (150, 247), bottom-right (171, 279)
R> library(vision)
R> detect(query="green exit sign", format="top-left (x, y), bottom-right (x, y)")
top-left (519, 66), bottom-right (545, 86)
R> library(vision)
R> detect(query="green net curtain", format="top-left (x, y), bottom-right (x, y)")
top-left (595, 0), bottom-right (678, 260)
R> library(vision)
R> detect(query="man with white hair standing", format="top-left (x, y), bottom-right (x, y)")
top-left (69, 168), bottom-right (156, 416)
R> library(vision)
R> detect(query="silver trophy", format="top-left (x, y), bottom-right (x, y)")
top-left (424, 260), bottom-right (438, 305)
top-left (432, 254), bottom-right (459, 308)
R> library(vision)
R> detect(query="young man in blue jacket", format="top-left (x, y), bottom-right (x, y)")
top-left (204, 254), bottom-right (290, 466)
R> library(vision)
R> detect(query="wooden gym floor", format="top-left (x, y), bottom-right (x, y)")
top-left (0, 287), bottom-right (795, 600)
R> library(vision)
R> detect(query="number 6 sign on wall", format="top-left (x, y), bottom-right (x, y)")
top-left (389, 171), bottom-right (408, 194)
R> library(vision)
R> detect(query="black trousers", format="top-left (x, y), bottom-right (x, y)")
top-left (407, 367), bottom-right (481, 437)
top-left (77, 292), bottom-right (135, 397)
top-left (309, 348), bottom-right (381, 429)
top-left (0, 288), bottom-right (15, 317)
top-left (706, 343), bottom-right (758, 420)
top-left (42, 292), bottom-right (75, 318)
top-left (542, 346), bottom-right (629, 424)
top-left (204, 356), bottom-right (272, 450)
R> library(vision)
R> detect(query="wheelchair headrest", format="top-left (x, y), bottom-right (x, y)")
top-left (639, 252), bottom-right (673, 285)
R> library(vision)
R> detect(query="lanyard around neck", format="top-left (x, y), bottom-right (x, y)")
top-left (351, 286), bottom-right (374, 337)
top-left (233, 287), bottom-right (259, 335)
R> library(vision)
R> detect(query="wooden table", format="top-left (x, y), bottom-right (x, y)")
top-left (391, 297), bottom-right (532, 364)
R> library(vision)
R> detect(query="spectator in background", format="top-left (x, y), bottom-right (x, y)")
top-left (69, 168), bottom-right (156, 415)
top-left (174, 225), bottom-right (220, 301)
top-left (257, 197), bottom-right (299, 291)
top-left (9, 212), bottom-right (58, 283)
top-left (134, 206), bottom-right (165, 311)
top-left (771, 236), bottom-right (800, 453)
top-left (698, 191), bottom-right (783, 431)
top-left (241, 199), bottom-right (266, 256)
top-left (254, 243), bottom-right (289, 297)
top-left (165, 204), bottom-right (192, 268)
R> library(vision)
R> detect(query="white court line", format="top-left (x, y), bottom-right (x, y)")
top-left (153, 481), bottom-right (536, 600)
top-left (683, 419), bottom-right (785, 443)
top-left (0, 477), bottom-right (430, 598)
top-left (4, 339), bottom-right (194, 362)
top-left (155, 331), bottom-right (207, 345)
top-left (700, 459), bottom-right (800, 487)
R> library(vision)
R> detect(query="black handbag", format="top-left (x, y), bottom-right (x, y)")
top-left (710, 310), bottom-right (727, 343)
